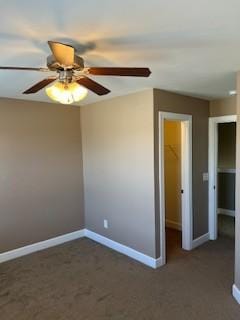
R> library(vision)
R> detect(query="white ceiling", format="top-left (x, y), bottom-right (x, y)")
top-left (0, 0), bottom-right (240, 105)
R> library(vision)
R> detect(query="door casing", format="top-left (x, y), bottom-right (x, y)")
top-left (158, 111), bottom-right (193, 265)
top-left (208, 115), bottom-right (237, 240)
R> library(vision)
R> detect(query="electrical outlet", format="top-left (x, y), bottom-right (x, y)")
top-left (104, 219), bottom-right (108, 229)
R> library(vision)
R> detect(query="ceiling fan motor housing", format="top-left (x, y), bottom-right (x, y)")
top-left (47, 54), bottom-right (84, 71)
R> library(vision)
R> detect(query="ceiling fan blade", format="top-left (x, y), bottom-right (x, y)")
top-left (0, 66), bottom-right (48, 71)
top-left (48, 41), bottom-right (75, 66)
top-left (76, 77), bottom-right (110, 96)
top-left (23, 77), bottom-right (57, 94)
top-left (88, 67), bottom-right (151, 77)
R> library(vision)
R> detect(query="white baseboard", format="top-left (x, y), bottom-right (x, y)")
top-left (155, 256), bottom-right (164, 268)
top-left (218, 208), bottom-right (235, 217)
top-left (0, 229), bottom-right (85, 263)
top-left (192, 232), bottom-right (210, 249)
top-left (166, 219), bottom-right (182, 231)
top-left (85, 229), bottom-right (163, 269)
top-left (232, 284), bottom-right (240, 304)
top-left (0, 228), bottom-right (164, 269)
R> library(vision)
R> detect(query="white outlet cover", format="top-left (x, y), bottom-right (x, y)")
top-left (104, 219), bottom-right (108, 229)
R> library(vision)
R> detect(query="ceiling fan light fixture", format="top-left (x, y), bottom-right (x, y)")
top-left (0, 41), bottom-right (151, 98)
top-left (45, 81), bottom-right (88, 104)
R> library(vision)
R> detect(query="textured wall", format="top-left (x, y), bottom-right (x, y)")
top-left (0, 98), bottom-right (84, 252)
top-left (210, 96), bottom-right (236, 117)
top-left (81, 90), bottom-right (156, 257)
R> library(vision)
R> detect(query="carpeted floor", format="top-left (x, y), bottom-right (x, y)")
top-left (0, 232), bottom-right (239, 320)
top-left (166, 227), bottom-right (184, 261)
top-left (218, 214), bottom-right (235, 239)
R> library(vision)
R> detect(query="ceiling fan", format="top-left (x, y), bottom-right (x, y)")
top-left (0, 41), bottom-right (151, 104)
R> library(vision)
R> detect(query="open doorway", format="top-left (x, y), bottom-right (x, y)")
top-left (159, 112), bottom-right (192, 265)
top-left (217, 122), bottom-right (236, 239)
top-left (164, 120), bottom-right (182, 259)
top-left (209, 115), bottom-right (237, 240)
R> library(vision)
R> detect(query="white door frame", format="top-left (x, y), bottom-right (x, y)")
top-left (208, 115), bottom-right (237, 240)
top-left (159, 112), bottom-right (193, 265)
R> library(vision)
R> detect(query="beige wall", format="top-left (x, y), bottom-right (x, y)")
top-left (81, 90), bottom-right (156, 257)
top-left (154, 89), bottom-right (209, 251)
top-left (0, 98), bottom-right (84, 252)
top-left (210, 96), bottom-right (236, 117)
top-left (81, 88), bottom-right (210, 259)
top-left (235, 73), bottom-right (240, 289)
top-left (1, 88), bottom-right (238, 278)
top-left (164, 121), bottom-right (181, 228)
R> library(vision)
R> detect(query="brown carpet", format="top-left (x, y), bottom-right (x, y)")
top-left (218, 214), bottom-right (235, 239)
top-left (0, 233), bottom-right (239, 320)
top-left (166, 227), bottom-right (184, 261)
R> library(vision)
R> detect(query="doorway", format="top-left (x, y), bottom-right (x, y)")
top-left (159, 112), bottom-right (193, 265)
top-left (164, 120), bottom-right (182, 258)
top-left (209, 115), bottom-right (237, 240)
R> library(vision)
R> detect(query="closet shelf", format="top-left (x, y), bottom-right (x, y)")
top-left (218, 168), bottom-right (236, 173)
